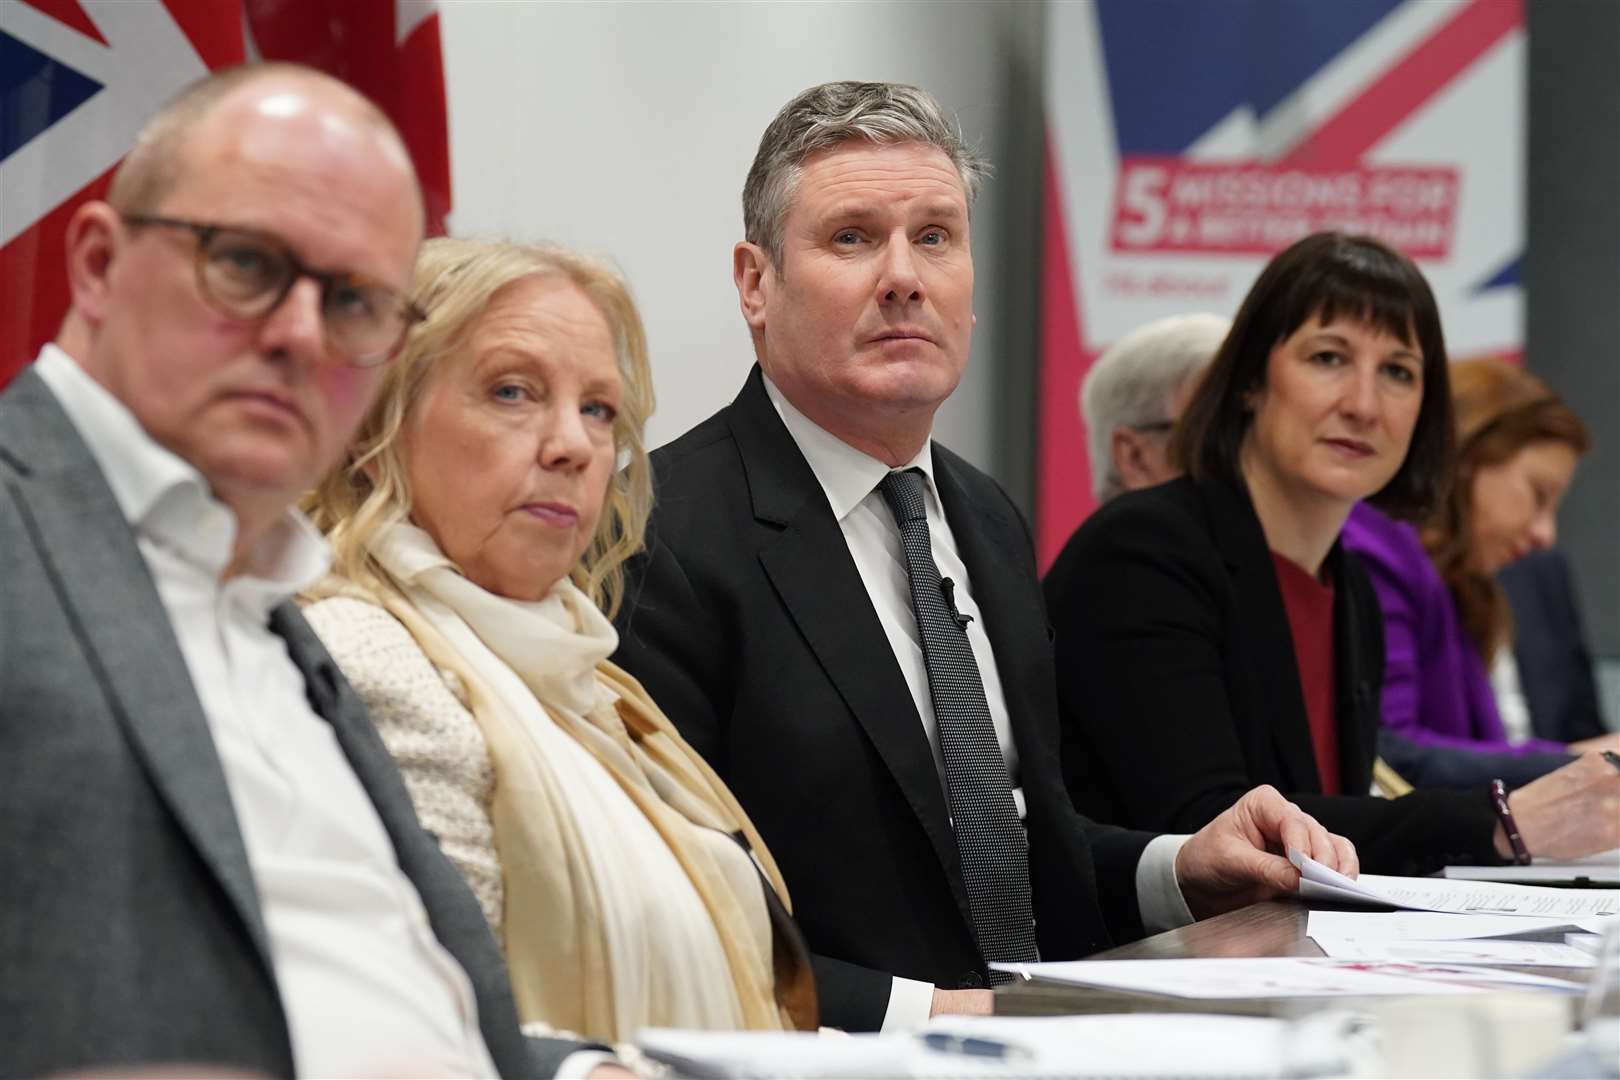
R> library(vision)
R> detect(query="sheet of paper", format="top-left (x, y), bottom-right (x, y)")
top-left (1305, 909), bottom-right (1616, 941)
top-left (1565, 933), bottom-right (1602, 956)
top-left (1309, 934), bottom-right (1595, 968)
top-left (1304, 909), bottom-right (1585, 941)
top-left (1290, 850), bottom-right (1620, 918)
top-left (988, 956), bottom-right (1581, 998)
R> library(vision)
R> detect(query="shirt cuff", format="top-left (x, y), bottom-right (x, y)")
top-left (555, 1050), bottom-right (620, 1079)
top-left (1136, 833), bottom-right (1196, 933)
top-left (880, 974), bottom-right (936, 1032)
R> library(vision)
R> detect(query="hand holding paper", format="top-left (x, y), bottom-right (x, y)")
top-left (1177, 785), bottom-right (1360, 918)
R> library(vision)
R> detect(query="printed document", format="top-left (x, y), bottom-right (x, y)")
top-left (989, 957), bottom-right (1579, 998)
top-left (1289, 850), bottom-right (1620, 918)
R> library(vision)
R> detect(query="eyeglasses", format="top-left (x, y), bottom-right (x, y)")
top-left (122, 214), bottom-right (425, 367)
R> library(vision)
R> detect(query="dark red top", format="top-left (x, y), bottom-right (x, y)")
top-left (1271, 551), bottom-right (1340, 795)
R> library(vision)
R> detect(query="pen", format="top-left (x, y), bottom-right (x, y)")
top-left (1602, 750), bottom-right (1620, 775)
top-left (920, 1032), bottom-right (1035, 1062)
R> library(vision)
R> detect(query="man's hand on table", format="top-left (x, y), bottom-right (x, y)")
top-left (1175, 784), bottom-right (1358, 920)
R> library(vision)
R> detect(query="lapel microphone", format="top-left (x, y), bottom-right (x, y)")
top-left (940, 577), bottom-right (974, 629)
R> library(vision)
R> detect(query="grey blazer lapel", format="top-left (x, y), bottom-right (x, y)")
top-left (0, 370), bottom-right (274, 970)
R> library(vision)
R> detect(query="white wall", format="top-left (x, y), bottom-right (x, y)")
top-left (439, 0), bottom-right (1042, 473)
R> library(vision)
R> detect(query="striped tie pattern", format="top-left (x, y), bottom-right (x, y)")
top-left (878, 468), bottom-right (1038, 983)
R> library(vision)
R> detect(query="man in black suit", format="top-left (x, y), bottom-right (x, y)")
top-left (0, 63), bottom-right (614, 1078)
top-left (613, 81), bottom-right (1356, 1033)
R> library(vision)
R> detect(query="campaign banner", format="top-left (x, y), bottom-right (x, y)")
top-left (0, 0), bottom-right (452, 388)
top-left (1037, 0), bottom-right (1524, 567)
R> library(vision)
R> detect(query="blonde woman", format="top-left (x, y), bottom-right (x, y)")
top-left (303, 237), bottom-right (816, 1043)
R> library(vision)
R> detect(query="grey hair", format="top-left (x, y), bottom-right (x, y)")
top-left (743, 81), bottom-right (992, 266)
top-left (1082, 313), bottom-right (1231, 503)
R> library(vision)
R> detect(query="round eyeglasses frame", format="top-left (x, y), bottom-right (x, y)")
top-left (122, 213), bottom-right (426, 368)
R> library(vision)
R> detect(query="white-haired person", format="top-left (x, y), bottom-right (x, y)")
top-left (1082, 312), bottom-right (1229, 503)
top-left (302, 237), bottom-right (816, 1045)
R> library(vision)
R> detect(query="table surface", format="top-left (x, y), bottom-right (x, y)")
top-left (1090, 899), bottom-right (1324, 960)
top-left (994, 899), bottom-right (1587, 1018)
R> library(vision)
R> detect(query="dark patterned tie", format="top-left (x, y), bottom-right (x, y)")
top-left (878, 468), bottom-right (1038, 982)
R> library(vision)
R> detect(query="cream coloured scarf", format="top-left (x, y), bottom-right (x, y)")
top-left (316, 522), bottom-right (814, 1041)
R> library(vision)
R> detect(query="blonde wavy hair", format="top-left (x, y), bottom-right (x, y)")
top-left (305, 236), bottom-right (656, 618)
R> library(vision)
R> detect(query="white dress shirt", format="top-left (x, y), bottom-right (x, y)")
top-left (762, 374), bottom-right (1193, 1030)
top-left (36, 346), bottom-right (502, 1079)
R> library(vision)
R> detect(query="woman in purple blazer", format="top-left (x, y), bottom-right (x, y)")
top-left (1342, 360), bottom-right (1616, 761)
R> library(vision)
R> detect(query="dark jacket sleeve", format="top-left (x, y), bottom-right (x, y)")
top-left (1377, 728), bottom-right (1574, 791)
top-left (615, 526), bottom-right (896, 1032)
top-left (1045, 487), bottom-right (1501, 876)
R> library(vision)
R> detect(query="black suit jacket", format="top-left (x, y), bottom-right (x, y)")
top-left (613, 367), bottom-right (1153, 1031)
top-left (1498, 549), bottom-right (1607, 744)
top-left (1043, 476), bottom-right (1501, 876)
top-left (0, 368), bottom-right (578, 1078)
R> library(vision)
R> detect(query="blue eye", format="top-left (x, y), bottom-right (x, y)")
top-left (918, 229), bottom-right (945, 245)
top-left (833, 230), bottom-right (860, 245)
top-left (492, 384), bottom-right (526, 403)
top-left (1382, 362), bottom-right (1418, 385)
top-left (583, 401), bottom-right (617, 422)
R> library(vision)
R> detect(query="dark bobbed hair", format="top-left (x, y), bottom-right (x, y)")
top-left (1170, 231), bottom-right (1454, 520)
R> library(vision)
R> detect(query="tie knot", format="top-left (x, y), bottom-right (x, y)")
top-left (878, 468), bottom-right (927, 526)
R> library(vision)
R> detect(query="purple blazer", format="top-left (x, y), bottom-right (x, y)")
top-left (1340, 502), bottom-right (1566, 756)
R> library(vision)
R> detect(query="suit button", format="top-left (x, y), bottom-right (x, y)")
top-left (958, 971), bottom-right (985, 989)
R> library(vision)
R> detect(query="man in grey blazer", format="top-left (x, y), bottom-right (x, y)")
top-left (0, 63), bottom-right (616, 1078)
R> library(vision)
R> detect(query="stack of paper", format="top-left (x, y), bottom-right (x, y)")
top-left (1291, 851), bottom-right (1615, 972)
top-left (990, 955), bottom-right (1579, 997)
top-left (1289, 850), bottom-right (1620, 918)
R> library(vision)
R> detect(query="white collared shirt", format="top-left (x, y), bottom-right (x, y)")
top-left (35, 345), bottom-right (502, 1079)
top-left (762, 373), bottom-right (1193, 1030)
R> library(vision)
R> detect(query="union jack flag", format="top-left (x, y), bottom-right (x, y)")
top-left (0, 0), bottom-right (452, 387)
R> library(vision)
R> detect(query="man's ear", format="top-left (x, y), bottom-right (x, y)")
top-left (63, 201), bottom-right (125, 326)
top-left (733, 241), bottom-right (772, 333)
top-left (1111, 426), bottom-right (1151, 491)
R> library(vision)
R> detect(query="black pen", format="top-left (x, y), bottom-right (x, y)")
top-left (1601, 750), bottom-right (1620, 775)
top-left (920, 1032), bottom-right (1034, 1062)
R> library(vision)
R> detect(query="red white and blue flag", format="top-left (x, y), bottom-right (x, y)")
top-left (0, 0), bottom-right (453, 388)
top-left (1036, 0), bottom-right (1524, 566)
